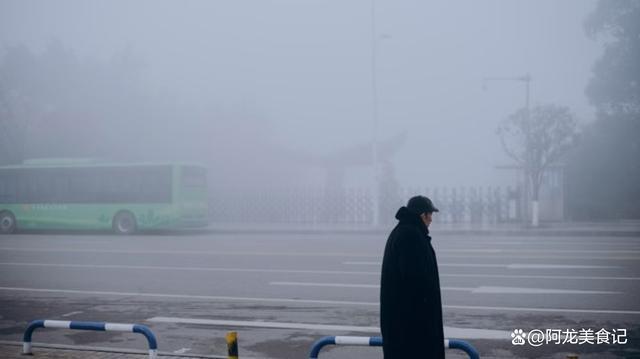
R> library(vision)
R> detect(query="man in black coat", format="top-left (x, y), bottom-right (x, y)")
top-left (380, 195), bottom-right (444, 358)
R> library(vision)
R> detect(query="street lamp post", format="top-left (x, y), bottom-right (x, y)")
top-left (483, 74), bottom-right (537, 226)
top-left (370, 0), bottom-right (380, 227)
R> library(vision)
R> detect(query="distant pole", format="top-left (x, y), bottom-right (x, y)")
top-left (371, 0), bottom-right (380, 227)
top-left (522, 74), bottom-right (538, 227)
top-left (483, 74), bottom-right (534, 226)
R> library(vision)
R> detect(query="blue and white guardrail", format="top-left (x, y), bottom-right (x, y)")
top-left (23, 320), bottom-right (158, 359)
top-left (308, 336), bottom-right (479, 359)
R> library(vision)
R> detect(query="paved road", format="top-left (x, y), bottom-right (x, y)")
top-left (0, 230), bottom-right (638, 358)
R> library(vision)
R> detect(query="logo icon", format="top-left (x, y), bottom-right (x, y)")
top-left (511, 329), bottom-right (527, 345)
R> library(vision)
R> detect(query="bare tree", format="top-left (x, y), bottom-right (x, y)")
top-left (497, 104), bottom-right (577, 226)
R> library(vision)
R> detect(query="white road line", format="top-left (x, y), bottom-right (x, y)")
top-left (506, 264), bottom-right (620, 269)
top-left (2, 262), bottom-right (637, 280)
top-left (511, 249), bottom-right (640, 254)
top-left (150, 317), bottom-right (379, 333)
top-left (345, 261), bottom-right (481, 267)
top-left (271, 281), bottom-right (380, 289)
top-left (442, 249), bottom-right (504, 253)
top-left (0, 262), bottom-right (376, 276)
top-left (146, 317), bottom-right (510, 339)
top-left (0, 247), bottom-right (381, 257)
top-left (1, 247), bottom-right (639, 257)
top-left (60, 311), bottom-right (83, 317)
top-left (270, 282), bottom-right (620, 294)
top-left (442, 241), bottom-right (639, 246)
top-left (0, 286), bottom-right (377, 306)
top-left (1, 287), bottom-right (638, 315)
top-left (471, 286), bottom-right (619, 294)
top-left (441, 273), bottom-right (640, 280)
top-left (441, 249), bottom-right (640, 254)
top-left (344, 261), bottom-right (621, 269)
top-left (439, 255), bottom-right (640, 260)
top-left (444, 305), bottom-right (640, 315)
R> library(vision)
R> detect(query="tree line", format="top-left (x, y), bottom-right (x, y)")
top-left (497, 0), bottom-right (639, 221)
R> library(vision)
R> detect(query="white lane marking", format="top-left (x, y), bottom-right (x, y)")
top-left (506, 264), bottom-right (620, 269)
top-left (512, 249), bottom-right (640, 254)
top-left (344, 262), bottom-right (621, 269)
top-left (0, 287), bottom-right (375, 306)
top-left (345, 261), bottom-right (509, 268)
top-left (343, 261), bottom-right (383, 265)
top-left (441, 273), bottom-right (640, 281)
top-left (1, 287), bottom-right (638, 315)
top-left (61, 311), bottom-right (83, 317)
top-left (173, 348), bottom-right (191, 354)
top-left (445, 305), bottom-right (640, 315)
top-left (442, 249), bottom-right (640, 254)
top-left (270, 281), bottom-right (469, 291)
top-left (440, 255), bottom-right (640, 260)
top-left (149, 317), bottom-right (379, 332)
top-left (471, 286), bottom-right (619, 294)
top-left (441, 263), bottom-right (510, 268)
top-left (0, 247), bottom-right (380, 257)
top-left (270, 282), bottom-right (620, 294)
top-left (442, 241), bottom-right (638, 246)
top-left (441, 249), bottom-right (504, 253)
top-left (0, 262), bottom-right (376, 276)
top-left (147, 317), bottom-right (510, 339)
top-left (3, 262), bottom-right (636, 280)
top-left (271, 281), bottom-right (379, 289)
top-left (1, 246), bottom-right (638, 256)
top-left (449, 249), bottom-right (640, 254)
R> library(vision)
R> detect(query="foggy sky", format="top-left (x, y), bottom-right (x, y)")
top-left (0, 0), bottom-right (601, 188)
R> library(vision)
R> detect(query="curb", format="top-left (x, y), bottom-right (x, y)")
top-left (0, 341), bottom-right (226, 359)
top-left (204, 226), bottom-right (640, 237)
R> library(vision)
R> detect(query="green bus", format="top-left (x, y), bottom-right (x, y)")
top-left (0, 160), bottom-right (209, 234)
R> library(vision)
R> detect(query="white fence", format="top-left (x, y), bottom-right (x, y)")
top-left (209, 186), bottom-right (523, 225)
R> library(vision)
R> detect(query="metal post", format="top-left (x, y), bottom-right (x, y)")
top-left (308, 336), bottom-right (479, 359)
top-left (370, 0), bottom-right (380, 227)
top-left (22, 320), bottom-right (158, 359)
top-left (483, 74), bottom-right (533, 226)
top-left (226, 331), bottom-right (239, 359)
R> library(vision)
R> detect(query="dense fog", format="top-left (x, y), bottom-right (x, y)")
top-left (2, 1), bottom-right (638, 221)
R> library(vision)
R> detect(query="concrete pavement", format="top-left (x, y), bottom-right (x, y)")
top-left (0, 342), bottom-right (224, 358)
top-left (204, 220), bottom-right (640, 237)
top-left (1, 229), bottom-right (638, 358)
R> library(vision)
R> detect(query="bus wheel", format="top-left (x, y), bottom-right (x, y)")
top-left (112, 211), bottom-right (137, 235)
top-left (0, 211), bottom-right (16, 234)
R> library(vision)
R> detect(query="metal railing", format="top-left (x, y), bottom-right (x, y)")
top-left (209, 186), bottom-right (521, 225)
top-left (308, 335), bottom-right (479, 359)
top-left (22, 320), bottom-right (158, 359)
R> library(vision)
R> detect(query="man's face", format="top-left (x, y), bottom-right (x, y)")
top-left (420, 212), bottom-right (433, 227)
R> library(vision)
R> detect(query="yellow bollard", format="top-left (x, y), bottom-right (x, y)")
top-left (226, 331), bottom-right (239, 359)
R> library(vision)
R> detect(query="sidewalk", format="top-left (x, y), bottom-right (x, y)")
top-left (203, 220), bottom-right (640, 237)
top-left (0, 342), bottom-right (224, 359)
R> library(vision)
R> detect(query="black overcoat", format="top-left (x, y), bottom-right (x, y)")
top-left (380, 206), bottom-right (444, 359)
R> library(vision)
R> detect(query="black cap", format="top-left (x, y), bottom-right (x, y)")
top-left (407, 195), bottom-right (439, 214)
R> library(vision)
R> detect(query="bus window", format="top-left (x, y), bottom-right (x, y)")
top-left (181, 166), bottom-right (206, 188)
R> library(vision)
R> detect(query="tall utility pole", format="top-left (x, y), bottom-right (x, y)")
top-left (483, 74), bottom-right (536, 226)
top-left (370, 0), bottom-right (380, 227)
